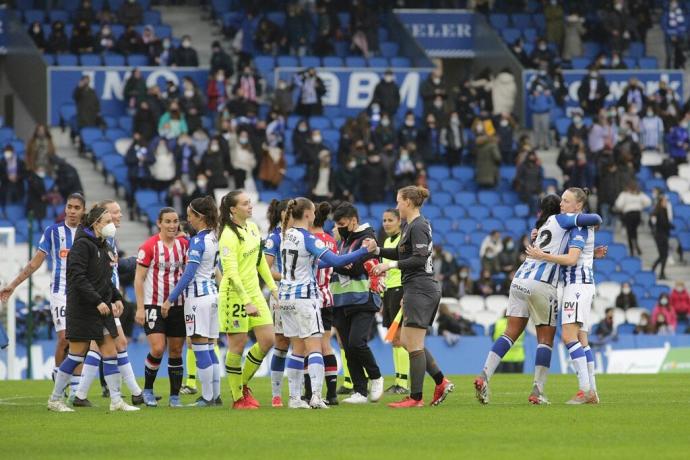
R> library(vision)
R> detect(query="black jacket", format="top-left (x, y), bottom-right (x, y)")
top-left (66, 227), bottom-right (122, 340)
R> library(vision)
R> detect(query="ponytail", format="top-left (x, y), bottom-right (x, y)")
top-left (218, 190), bottom-right (244, 241)
top-left (282, 199), bottom-right (297, 238)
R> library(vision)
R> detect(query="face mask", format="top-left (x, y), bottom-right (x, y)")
top-left (432, 78), bottom-right (441, 85)
top-left (500, 119), bottom-right (509, 127)
top-left (100, 222), bottom-right (117, 239)
top-left (298, 125), bottom-right (308, 133)
top-left (459, 271), bottom-right (468, 279)
top-left (676, 286), bottom-right (684, 292)
top-left (197, 180), bottom-right (207, 189)
top-left (278, 82), bottom-right (286, 90)
top-left (4, 151), bottom-right (12, 160)
top-left (312, 136), bottom-right (322, 143)
top-left (384, 75), bottom-right (394, 83)
top-left (36, 170), bottom-right (46, 179)
top-left (163, 41), bottom-right (171, 49)
top-left (371, 104), bottom-right (380, 114)
top-left (660, 298), bottom-right (669, 306)
top-left (647, 111), bottom-right (654, 117)
top-left (239, 137), bottom-right (248, 145)
top-left (450, 117), bottom-right (460, 125)
top-left (433, 100), bottom-right (443, 109)
top-left (506, 242), bottom-right (514, 250)
top-left (622, 287), bottom-right (631, 294)
top-left (337, 226), bottom-right (351, 240)
top-left (347, 161), bottom-right (357, 169)
top-left (381, 118), bottom-right (390, 127)
top-left (184, 90), bottom-right (194, 98)
top-left (615, 3), bottom-right (622, 11)
top-left (210, 144), bottom-right (219, 152)
top-left (405, 119), bottom-right (414, 127)
top-left (182, 41), bottom-right (191, 48)
top-left (475, 125), bottom-right (484, 134)
top-left (539, 44), bottom-right (546, 51)
top-left (590, 72), bottom-right (597, 79)
top-left (33, 26), bottom-right (41, 33)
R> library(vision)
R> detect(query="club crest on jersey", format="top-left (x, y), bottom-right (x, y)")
top-left (137, 249), bottom-right (146, 262)
top-left (59, 249), bottom-right (69, 259)
top-left (232, 320), bottom-right (240, 328)
top-left (265, 238), bottom-right (274, 249)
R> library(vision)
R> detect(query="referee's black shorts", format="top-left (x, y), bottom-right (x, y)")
top-left (402, 284), bottom-right (441, 330)
top-left (382, 286), bottom-right (404, 328)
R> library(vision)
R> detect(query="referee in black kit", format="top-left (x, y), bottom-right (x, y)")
top-left (367, 186), bottom-right (455, 408)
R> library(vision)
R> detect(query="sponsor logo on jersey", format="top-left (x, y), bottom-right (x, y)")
top-left (511, 282), bottom-right (531, 295)
top-left (315, 239), bottom-right (326, 249)
top-left (185, 314), bottom-right (195, 323)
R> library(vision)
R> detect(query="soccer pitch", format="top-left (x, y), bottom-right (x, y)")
top-left (1, 375), bottom-right (688, 459)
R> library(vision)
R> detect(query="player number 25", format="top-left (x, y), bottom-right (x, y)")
top-left (232, 304), bottom-right (247, 318)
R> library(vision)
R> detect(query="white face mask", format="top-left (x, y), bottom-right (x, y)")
top-left (381, 118), bottom-right (390, 127)
top-left (197, 180), bottom-right (207, 189)
top-left (210, 144), bottom-right (220, 152)
top-left (384, 75), bottom-right (394, 83)
top-left (3, 151), bottom-right (12, 160)
top-left (500, 119), bottom-right (509, 127)
top-left (312, 136), bottom-right (322, 143)
top-left (184, 90), bottom-right (194, 98)
top-left (100, 222), bottom-right (117, 238)
top-left (622, 287), bottom-right (631, 294)
top-left (239, 137), bottom-right (248, 145)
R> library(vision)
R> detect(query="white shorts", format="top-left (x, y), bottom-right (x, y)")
top-left (280, 298), bottom-right (323, 339)
top-left (561, 283), bottom-right (595, 332)
top-left (271, 297), bottom-right (284, 335)
top-left (507, 279), bottom-right (558, 327)
top-left (50, 294), bottom-right (67, 333)
top-left (184, 294), bottom-right (220, 339)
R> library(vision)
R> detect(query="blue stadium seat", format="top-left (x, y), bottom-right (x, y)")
top-left (287, 165), bottom-right (306, 180)
top-left (638, 57), bottom-right (657, 69)
top-left (345, 57), bottom-right (367, 67)
top-left (451, 166), bottom-right (473, 181)
top-left (0, 127), bottom-right (15, 144)
top-left (379, 42), bottom-right (399, 58)
top-left (492, 205), bottom-right (514, 220)
top-left (105, 128), bottom-right (127, 141)
top-left (499, 165), bottom-right (516, 182)
top-left (457, 244), bottom-right (479, 259)
top-left (143, 10), bottom-right (162, 25)
top-left (42, 53), bottom-right (56, 65)
top-left (513, 203), bottom-right (529, 218)
top-left (594, 259), bottom-right (617, 276)
top-left (623, 57), bottom-right (637, 69)
top-left (80, 127), bottom-right (103, 147)
top-left (102, 154), bottom-right (125, 173)
top-left (424, 205), bottom-right (442, 219)
top-left (369, 203), bottom-right (389, 219)
top-left (322, 56), bottom-right (344, 67)
top-left (127, 54), bottom-right (149, 66)
top-left (617, 323), bottom-right (636, 335)
top-left (309, 117), bottom-right (331, 130)
top-left (501, 192), bottom-right (521, 206)
top-left (437, 179), bottom-right (459, 194)
top-left (24, 9), bottom-right (45, 23)
top-left (104, 54), bottom-right (126, 66)
top-left (155, 25), bottom-right (172, 38)
top-left (446, 231), bottom-right (467, 245)
top-left (56, 54), bottom-right (79, 66)
top-left (368, 57), bottom-right (389, 68)
top-left (433, 218), bottom-right (453, 235)
top-left (16, 0), bottom-right (35, 11)
top-left (554, 117), bottom-right (571, 137)
top-left (49, 10), bottom-right (69, 23)
top-left (390, 57), bottom-right (411, 68)
top-left (59, 103), bottom-right (77, 124)
top-left (571, 57), bottom-right (590, 69)
top-left (443, 205), bottom-right (465, 219)
top-left (5, 205), bottom-right (25, 222)
top-left (477, 191), bottom-right (500, 207)
top-left (432, 192), bottom-right (453, 207)
top-left (79, 53), bottom-right (101, 66)
top-left (505, 218), bottom-right (528, 234)
top-left (377, 27), bottom-right (389, 43)
top-left (522, 28), bottom-right (537, 43)
top-left (635, 271), bottom-right (656, 288)
top-left (489, 13), bottom-right (509, 29)
top-left (102, 115), bottom-right (118, 129)
top-left (428, 165), bottom-right (450, 180)
top-left (608, 272), bottom-right (630, 284)
top-left (481, 219), bottom-right (503, 232)
top-left (501, 28), bottom-right (521, 44)
top-left (118, 116), bottom-right (133, 133)
top-left (91, 140), bottom-right (114, 159)
top-left (300, 56), bottom-right (321, 68)
top-left (467, 205), bottom-right (490, 219)
top-left (648, 284), bottom-right (670, 300)
top-left (472, 324), bottom-right (486, 336)
top-left (639, 298), bottom-right (656, 311)
top-left (679, 231), bottom-right (690, 251)
top-left (468, 233), bottom-right (485, 247)
top-left (511, 13), bottom-right (532, 28)
top-left (267, 12), bottom-right (286, 28)
top-left (626, 41), bottom-right (645, 58)
top-left (457, 218), bottom-right (479, 232)
top-left (595, 230), bottom-right (614, 246)
top-left (454, 192), bottom-right (476, 206)
top-left (606, 244), bottom-right (628, 261)
top-left (277, 55), bottom-right (299, 67)
top-left (619, 257), bottom-right (642, 274)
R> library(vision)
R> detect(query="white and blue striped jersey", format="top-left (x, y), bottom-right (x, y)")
top-left (264, 227), bottom-right (283, 274)
top-left (186, 229), bottom-right (219, 297)
top-left (514, 213), bottom-right (581, 287)
top-left (562, 226), bottom-right (594, 285)
top-left (37, 223), bottom-right (77, 298)
top-left (278, 227), bottom-right (328, 301)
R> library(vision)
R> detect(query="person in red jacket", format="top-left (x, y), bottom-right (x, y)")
top-left (670, 281), bottom-right (690, 322)
top-left (651, 293), bottom-right (677, 333)
top-left (206, 69), bottom-right (229, 113)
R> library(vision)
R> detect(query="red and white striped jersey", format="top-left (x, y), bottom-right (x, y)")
top-left (137, 234), bottom-right (188, 306)
top-left (314, 231), bottom-right (336, 309)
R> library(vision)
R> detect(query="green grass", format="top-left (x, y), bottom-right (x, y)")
top-left (1, 375), bottom-right (689, 459)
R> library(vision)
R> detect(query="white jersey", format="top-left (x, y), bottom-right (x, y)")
top-left (186, 229), bottom-right (219, 297)
top-left (514, 213), bottom-right (581, 287)
top-left (562, 226), bottom-right (594, 285)
top-left (279, 227), bottom-right (328, 301)
top-left (37, 222), bottom-right (77, 300)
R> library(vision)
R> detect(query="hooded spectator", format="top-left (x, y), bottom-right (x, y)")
top-left (173, 35), bottom-right (199, 67)
top-left (308, 149), bottom-right (334, 201)
top-left (70, 20), bottom-right (96, 54)
top-left (473, 120), bottom-right (501, 188)
top-left (0, 145), bottom-right (26, 206)
top-left (491, 69), bottom-right (517, 116)
top-left (371, 70), bottom-right (401, 118)
top-left (180, 78), bottom-right (205, 133)
top-left (118, 0), bottom-right (144, 26)
top-left (28, 21), bottom-right (46, 51)
top-left (73, 75), bottom-right (100, 130)
top-left (210, 41), bottom-right (233, 77)
top-left (562, 13), bottom-right (585, 60)
top-left (420, 69), bottom-right (447, 114)
top-left (117, 24), bottom-right (144, 55)
top-left (509, 38), bottom-right (531, 67)
top-left (578, 68), bottom-right (609, 116)
top-left (271, 79), bottom-right (294, 116)
top-left (514, 150), bottom-right (543, 212)
top-left (530, 37), bottom-right (556, 70)
top-left (52, 156), bottom-right (83, 200)
top-left (47, 20), bottom-right (69, 54)
top-left (95, 23), bottom-right (116, 54)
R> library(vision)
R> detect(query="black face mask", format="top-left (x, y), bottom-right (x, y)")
top-left (337, 226), bottom-right (351, 241)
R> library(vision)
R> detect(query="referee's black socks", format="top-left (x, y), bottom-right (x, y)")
top-left (169, 357), bottom-right (184, 396)
top-left (425, 349), bottom-right (445, 385)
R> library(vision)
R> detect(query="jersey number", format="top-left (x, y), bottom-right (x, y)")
top-left (281, 249), bottom-right (298, 279)
top-left (147, 309), bottom-right (158, 322)
top-left (232, 304), bottom-right (247, 318)
top-left (537, 229), bottom-right (552, 253)
top-left (54, 306), bottom-right (66, 318)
